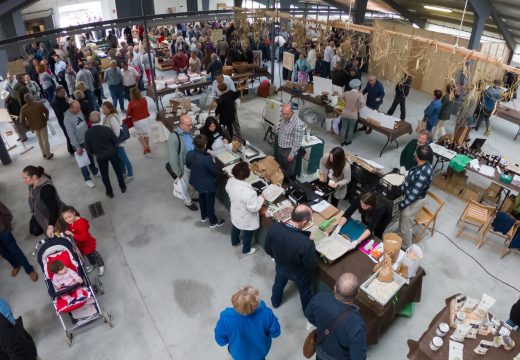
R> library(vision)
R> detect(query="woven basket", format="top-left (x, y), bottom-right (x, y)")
top-left (223, 66), bottom-right (234, 76)
top-left (233, 64), bottom-right (249, 73)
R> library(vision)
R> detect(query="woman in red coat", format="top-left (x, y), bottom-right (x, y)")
top-left (61, 206), bottom-right (105, 276)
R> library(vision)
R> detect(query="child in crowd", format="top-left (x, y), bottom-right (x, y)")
top-left (49, 260), bottom-right (85, 305)
top-left (61, 206), bottom-right (105, 277)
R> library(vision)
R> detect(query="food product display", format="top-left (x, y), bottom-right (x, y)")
top-left (365, 278), bottom-right (401, 305)
top-left (215, 149), bottom-right (240, 165)
top-left (263, 184), bottom-right (285, 202)
top-left (382, 173), bottom-right (405, 186)
top-left (271, 205), bottom-right (294, 222)
top-left (315, 233), bottom-right (357, 262)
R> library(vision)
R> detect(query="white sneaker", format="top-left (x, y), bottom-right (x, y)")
top-left (85, 180), bottom-right (95, 188)
top-left (85, 265), bottom-right (93, 273)
top-left (98, 266), bottom-right (105, 277)
top-left (125, 175), bottom-right (134, 183)
top-left (244, 248), bottom-right (257, 255)
top-left (305, 321), bottom-right (316, 331)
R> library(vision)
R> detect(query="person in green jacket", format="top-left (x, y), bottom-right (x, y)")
top-left (513, 195), bottom-right (520, 220)
top-left (400, 130), bottom-right (433, 171)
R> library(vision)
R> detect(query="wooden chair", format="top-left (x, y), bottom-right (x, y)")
top-left (501, 221), bottom-right (520, 258)
top-left (414, 191), bottom-right (445, 241)
top-left (234, 78), bottom-right (248, 100)
top-left (456, 200), bottom-right (497, 245)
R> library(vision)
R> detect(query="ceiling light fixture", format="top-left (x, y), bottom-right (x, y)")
top-left (424, 5), bottom-right (453, 13)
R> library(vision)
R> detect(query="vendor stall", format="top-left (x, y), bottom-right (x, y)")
top-left (408, 294), bottom-right (520, 359)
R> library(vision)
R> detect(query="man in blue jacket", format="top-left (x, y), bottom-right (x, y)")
top-left (265, 204), bottom-right (318, 312)
top-left (362, 74), bottom-right (385, 110)
top-left (475, 79), bottom-right (503, 136)
top-left (359, 74), bottom-right (385, 132)
top-left (305, 272), bottom-right (367, 360)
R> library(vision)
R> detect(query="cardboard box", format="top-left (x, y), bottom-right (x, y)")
top-left (482, 183), bottom-right (501, 204)
top-left (432, 174), bottom-right (450, 190)
top-left (500, 195), bottom-right (516, 214)
top-left (461, 182), bottom-right (485, 202)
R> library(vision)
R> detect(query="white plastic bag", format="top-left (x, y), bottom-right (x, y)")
top-left (173, 178), bottom-right (191, 204)
top-left (74, 151), bottom-right (91, 168)
top-left (332, 117), bottom-right (341, 134)
top-left (212, 136), bottom-right (225, 150)
top-left (401, 244), bottom-right (423, 278)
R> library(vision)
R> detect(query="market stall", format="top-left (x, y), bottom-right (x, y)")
top-left (408, 294), bottom-right (520, 359)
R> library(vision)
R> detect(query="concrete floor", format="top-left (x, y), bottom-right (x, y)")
top-left (1, 64), bottom-right (519, 359)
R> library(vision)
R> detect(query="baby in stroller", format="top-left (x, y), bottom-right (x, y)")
top-left (49, 260), bottom-right (86, 305)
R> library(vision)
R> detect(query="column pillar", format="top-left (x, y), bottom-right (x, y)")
top-left (468, 10), bottom-right (489, 50)
top-left (354, 0), bottom-right (368, 24)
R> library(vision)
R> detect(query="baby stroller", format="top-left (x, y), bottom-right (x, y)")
top-left (34, 236), bottom-right (113, 346)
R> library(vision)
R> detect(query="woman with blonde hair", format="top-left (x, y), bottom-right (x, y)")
top-left (127, 87), bottom-right (151, 154)
top-left (214, 286), bottom-right (280, 360)
top-left (101, 101), bottom-right (134, 182)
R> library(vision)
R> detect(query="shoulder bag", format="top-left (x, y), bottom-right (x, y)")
top-left (118, 123), bottom-right (130, 143)
top-left (303, 308), bottom-right (353, 359)
top-left (165, 132), bottom-right (181, 179)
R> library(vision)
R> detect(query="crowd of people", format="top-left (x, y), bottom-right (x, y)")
top-left (1, 19), bottom-right (519, 360)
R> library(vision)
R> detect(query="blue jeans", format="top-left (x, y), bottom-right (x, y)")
top-left (108, 84), bottom-right (125, 110)
top-left (45, 84), bottom-right (56, 103)
top-left (231, 225), bottom-right (253, 253)
top-left (79, 144), bottom-right (98, 181)
top-left (0, 230), bottom-right (34, 273)
top-left (271, 266), bottom-right (312, 312)
top-left (199, 191), bottom-right (217, 225)
top-left (117, 147), bottom-right (133, 177)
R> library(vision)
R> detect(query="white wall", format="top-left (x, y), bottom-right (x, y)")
top-left (22, 0), bottom-right (116, 26)
top-left (153, 0), bottom-right (187, 14)
top-left (209, 0), bottom-right (233, 10)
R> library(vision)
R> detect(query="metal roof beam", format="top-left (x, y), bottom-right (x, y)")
top-left (377, 0), bottom-right (426, 28)
top-left (469, 0), bottom-right (516, 51)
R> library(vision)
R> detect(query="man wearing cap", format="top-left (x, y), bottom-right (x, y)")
top-left (1, 91), bottom-right (27, 142)
top-left (19, 93), bottom-right (53, 159)
top-left (339, 80), bottom-right (364, 146)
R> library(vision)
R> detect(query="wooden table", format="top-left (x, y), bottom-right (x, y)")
top-left (430, 144), bottom-right (520, 207)
top-left (147, 72), bottom-right (256, 109)
top-left (317, 248), bottom-right (426, 345)
top-left (277, 86), bottom-right (413, 156)
top-left (407, 294), bottom-right (520, 359)
top-left (496, 104), bottom-right (520, 141)
top-left (356, 118), bottom-right (413, 157)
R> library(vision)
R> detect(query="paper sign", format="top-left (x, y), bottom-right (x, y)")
top-left (313, 76), bottom-right (333, 96)
top-left (210, 29), bottom-right (224, 43)
top-left (282, 51), bottom-right (294, 71)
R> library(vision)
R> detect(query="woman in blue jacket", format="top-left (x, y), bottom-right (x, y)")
top-left (424, 89), bottom-right (443, 131)
top-left (214, 286), bottom-right (281, 360)
top-left (186, 134), bottom-right (225, 228)
top-left (294, 52), bottom-right (311, 84)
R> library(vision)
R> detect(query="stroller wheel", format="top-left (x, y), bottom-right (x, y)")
top-left (95, 277), bottom-right (105, 295)
top-left (102, 308), bottom-right (114, 327)
top-left (64, 331), bottom-right (73, 346)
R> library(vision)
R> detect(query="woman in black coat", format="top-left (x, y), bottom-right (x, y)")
top-left (200, 116), bottom-right (231, 150)
top-left (215, 83), bottom-right (240, 139)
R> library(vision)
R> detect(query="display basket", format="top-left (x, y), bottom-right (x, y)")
top-left (357, 269), bottom-right (406, 316)
top-left (378, 172), bottom-right (404, 200)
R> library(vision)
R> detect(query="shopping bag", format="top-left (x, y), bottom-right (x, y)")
top-left (74, 151), bottom-right (91, 168)
top-left (172, 178), bottom-right (191, 203)
top-left (211, 136), bottom-right (225, 150)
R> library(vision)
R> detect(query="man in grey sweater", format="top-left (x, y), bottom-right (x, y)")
top-left (64, 100), bottom-right (99, 188)
top-left (76, 62), bottom-right (98, 111)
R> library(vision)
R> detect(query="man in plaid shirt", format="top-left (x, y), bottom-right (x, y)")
top-left (398, 145), bottom-right (433, 248)
top-left (277, 103), bottom-right (305, 181)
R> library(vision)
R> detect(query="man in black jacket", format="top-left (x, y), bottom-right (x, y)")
top-left (331, 62), bottom-right (349, 92)
top-left (265, 204), bottom-right (318, 312)
top-left (386, 73), bottom-right (412, 121)
top-left (84, 111), bottom-right (126, 198)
